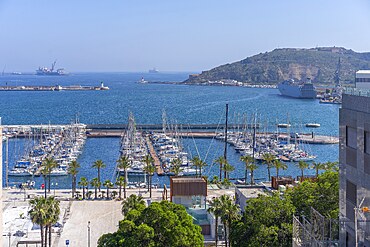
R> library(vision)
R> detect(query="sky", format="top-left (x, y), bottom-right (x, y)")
top-left (0, 0), bottom-right (369, 72)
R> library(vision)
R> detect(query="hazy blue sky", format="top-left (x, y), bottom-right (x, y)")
top-left (0, 0), bottom-right (369, 72)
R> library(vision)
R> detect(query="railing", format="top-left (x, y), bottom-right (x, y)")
top-left (344, 87), bottom-right (370, 97)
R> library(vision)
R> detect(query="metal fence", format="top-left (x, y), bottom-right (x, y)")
top-left (293, 207), bottom-right (339, 247)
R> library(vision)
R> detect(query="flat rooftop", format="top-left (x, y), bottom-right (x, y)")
top-left (356, 70), bottom-right (370, 75)
top-left (237, 186), bottom-right (267, 199)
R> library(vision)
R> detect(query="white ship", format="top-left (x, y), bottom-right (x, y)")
top-left (278, 79), bottom-right (316, 99)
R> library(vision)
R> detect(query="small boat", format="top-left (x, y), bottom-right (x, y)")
top-left (139, 77), bottom-right (148, 84)
top-left (305, 123), bottom-right (320, 128)
top-left (277, 123), bottom-right (291, 128)
top-left (49, 168), bottom-right (68, 176)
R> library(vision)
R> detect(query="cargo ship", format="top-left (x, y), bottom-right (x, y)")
top-left (36, 61), bottom-right (68, 76)
top-left (277, 79), bottom-right (316, 99)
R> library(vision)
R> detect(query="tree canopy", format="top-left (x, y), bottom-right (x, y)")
top-left (98, 200), bottom-right (204, 247)
top-left (230, 170), bottom-right (339, 247)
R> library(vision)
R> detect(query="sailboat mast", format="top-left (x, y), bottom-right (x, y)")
top-left (252, 112), bottom-right (257, 162)
top-left (223, 104), bottom-right (229, 161)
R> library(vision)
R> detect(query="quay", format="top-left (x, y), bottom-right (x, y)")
top-left (2, 124), bottom-right (338, 144)
top-left (86, 123), bottom-right (260, 131)
top-left (0, 82), bottom-right (109, 91)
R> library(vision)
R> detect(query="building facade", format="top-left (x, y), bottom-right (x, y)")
top-left (340, 92), bottom-right (370, 246)
top-left (355, 70), bottom-right (370, 89)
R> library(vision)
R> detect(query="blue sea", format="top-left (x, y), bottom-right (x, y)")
top-left (0, 72), bottom-right (339, 188)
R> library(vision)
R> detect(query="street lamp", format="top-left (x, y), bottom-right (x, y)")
top-left (87, 221), bottom-right (91, 247)
top-left (52, 182), bottom-right (58, 196)
top-left (8, 232), bottom-right (11, 247)
top-left (55, 182), bottom-right (58, 196)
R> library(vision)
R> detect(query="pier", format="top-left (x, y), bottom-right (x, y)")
top-left (145, 136), bottom-right (164, 175)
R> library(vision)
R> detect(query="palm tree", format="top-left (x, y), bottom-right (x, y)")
top-left (68, 160), bottom-right (80, 198)
top-left (121, 194), bottom-right (145, 217)
top-left (324, 161), bottom-right (339, 172)
top-left (273, 160), bottom-right (288, 179)
top-left (262, 153), bottom-right (275, 181)
top-left (29, 197), bottom-right (47, 247)
top-left (45, 196), bottom-right (60, 247)
top-left (198, 159), bottom-right (207, 177)
top-left (240, 155), bottom-right (254, 184)
top-left (78, 177), bottom-right (89, 200)
top-left (297, 160), bottom-right (309, 181)
top-left (103, 180), bottom-right (113, 199)
top-left (207, 197), bottom-right (222, 247)
top-left (219, 194), bottom-right (240, 247)
top-left (143, 156), bottom-right (156, 198)
top-left (143, 154), bottom-right (154, 191)
top-left (312, 162), bottom-right (325, 178)
top-left (117, 156), bottom-right (131, 198)
top-left (214, 156), bottom-right (226, 181)
top-left (40, 165), bottom-right (49, 199)
top-left (90, 178), bottom-right (101, 200)
top-left (191, 156), bottom-right (201, 177)
top-left (115, 176), bottom-right (125, 200)
top-left (247, 162), bottom-right (258, 185)
top-left (42, 157), bottom-right (57, 195)
top-left (92, 160), bottom-right (106, 192)
top-left (170, 158), bottom-right (182, 176)
top-left (222, 161), bottom-right (234, 180)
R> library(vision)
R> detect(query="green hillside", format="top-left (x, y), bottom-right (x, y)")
top-left (184, 47), bottom-right (370, 84)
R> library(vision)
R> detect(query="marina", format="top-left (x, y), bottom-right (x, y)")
top-left (2, 120), bottom-right (338, 188)
top-left (3, 123), bottom-right (86, 180)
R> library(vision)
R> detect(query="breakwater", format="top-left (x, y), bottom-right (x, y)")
top-left (0, 83), bottom-right (109, 91)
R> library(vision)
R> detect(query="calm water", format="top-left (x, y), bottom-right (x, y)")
top-left (0, 73), bottom-right (339, 188)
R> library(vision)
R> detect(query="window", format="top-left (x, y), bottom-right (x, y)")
top-left (346, 180), bottom-right (357, 204)
top-left (365, 131), bottom-right (370, 154)
top-left (346, 126), bottom-right (357, 149)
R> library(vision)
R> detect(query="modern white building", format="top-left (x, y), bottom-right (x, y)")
top-left (355, 70), bottom-right (370, 89)
top-left (235, 186), bottom-right (268, 213)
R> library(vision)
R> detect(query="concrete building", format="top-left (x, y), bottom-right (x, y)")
top-left (339, 91), bottom-right (370, 246)
top-left (235, 186), bottom-right (268, 213)
top-left (355, 70), bottom-right (370, 89)
top-left (169, 177), bottom-right (210, 235)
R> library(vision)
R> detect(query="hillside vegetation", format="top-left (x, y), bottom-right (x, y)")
top-left (184, 47), bottom-right (370, 84)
